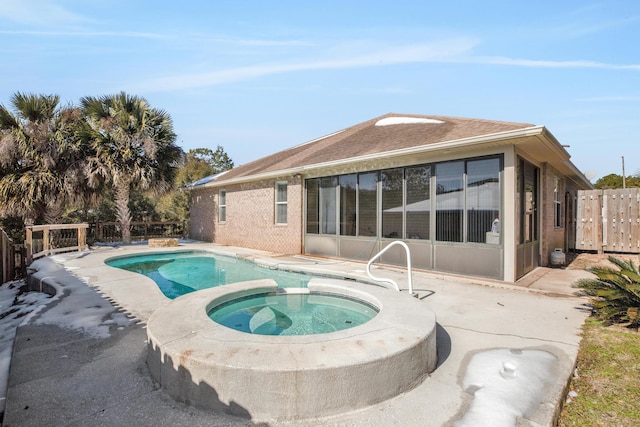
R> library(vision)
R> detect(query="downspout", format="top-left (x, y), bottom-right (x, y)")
top-left (299, 174), bottom-right (305, 255)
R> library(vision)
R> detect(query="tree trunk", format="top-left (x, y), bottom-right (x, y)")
top-left (43, 200), bottom-right (63, 225)
top-left (114, 181), bottom-right (132, 244)
top-left (23, 205), bottom-right (38, 227)
top-left (42, 200), bottom-right (64, 249)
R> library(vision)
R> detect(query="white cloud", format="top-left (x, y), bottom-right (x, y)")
top-left (125, 31), bottom-right (640, 94)
top-left (578, 95), bottom-right (640, 102)
top-left (0, 30), bottom-right (311, 45)
top-left (0, 0), bottom-right (87, 26)
top-left (225, 37), bottom-right (314, 47)
top-left (554, 10), bottom-right (640, 39)
top-left (465, 56), bottom-right (640, 70)
top-left (131, 38), bottom-right (480, 92)
top-left (0, 30), bottom-right (168, 39)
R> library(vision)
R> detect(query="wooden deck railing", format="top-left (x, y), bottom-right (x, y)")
top-left (93, 221), bottom-right (188, 243)
top-left (25, 223), bottom-right (89, 264)
top-left (8, 221), bottom-right (187, 273)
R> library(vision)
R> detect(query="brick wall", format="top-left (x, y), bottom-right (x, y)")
top-left (190, 175), bottom-right (303, 254)
top-left (540, 163), bottom-right (566, 265)
top-left (189, 188), bottom-right (216, 241)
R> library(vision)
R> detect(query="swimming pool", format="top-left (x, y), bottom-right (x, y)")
top-left (104, 248), bottom-right (438, 420)
top-left (106, 251), bottom-right (312, 299)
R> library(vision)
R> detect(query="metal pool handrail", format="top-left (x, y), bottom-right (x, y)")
top-left (366, 241), bottom-right (413, 294)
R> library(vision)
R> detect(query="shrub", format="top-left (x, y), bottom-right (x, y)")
top-left (573, 256), bottom-right (640, 329)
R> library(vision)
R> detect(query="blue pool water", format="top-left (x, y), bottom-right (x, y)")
top-left (208, 292), bottom-right (378, 335)
top-left (106, 251), bottom-right (312, 299)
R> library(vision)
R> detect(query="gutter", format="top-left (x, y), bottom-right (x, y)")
top-left (188, 125), bottom-right (587, 188)
top-left (534, 127), bottom-right (593, 189)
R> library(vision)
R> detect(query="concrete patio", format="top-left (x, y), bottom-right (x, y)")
top-left (3, 242), bottom-right (594, 426)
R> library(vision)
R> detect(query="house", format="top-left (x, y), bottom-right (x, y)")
top-left (188, 113), bottom-right (592, 282)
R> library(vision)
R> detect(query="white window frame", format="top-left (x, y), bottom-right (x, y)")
top-left (219, 189), bottom-right (226, 223)
top-left (275, 181), bottom-right (287, 225)
top-left (553, 177), bottom-right (562, 228)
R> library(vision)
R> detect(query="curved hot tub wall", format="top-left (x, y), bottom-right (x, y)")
top-left (146, 278), bottom-right (437, 422)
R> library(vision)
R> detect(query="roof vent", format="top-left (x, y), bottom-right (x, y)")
top-left (375, 117), bottom-right (445, 126)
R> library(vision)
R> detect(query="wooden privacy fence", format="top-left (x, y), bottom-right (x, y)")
top-left (576, 188), bottom-right (640, 253)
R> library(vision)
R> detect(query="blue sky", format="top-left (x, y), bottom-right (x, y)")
top-left (1, 0), bottom-right (639, 181)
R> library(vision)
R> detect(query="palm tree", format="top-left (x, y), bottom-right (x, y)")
top-left (574, 256), bottom-right (640, 328)
top-left (0, 92), bottom-right (89, 226)
top-left (80, 92), bottom-right (182, 244)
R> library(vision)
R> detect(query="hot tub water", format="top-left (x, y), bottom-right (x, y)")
top-left (208, 290), bottom-right (379, 335)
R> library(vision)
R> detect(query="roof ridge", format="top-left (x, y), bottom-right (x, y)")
top-left (202, 113), bottom-right (537, 184)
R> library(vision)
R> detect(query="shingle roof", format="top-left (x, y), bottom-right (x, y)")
top-left (213, 113), bottom-right (535, 182)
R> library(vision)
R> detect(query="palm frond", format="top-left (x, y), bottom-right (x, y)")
top-left (574, 256), bottom-right (640, 327)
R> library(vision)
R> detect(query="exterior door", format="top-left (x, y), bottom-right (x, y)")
top-left (517, 158), bottom-right (539, 278)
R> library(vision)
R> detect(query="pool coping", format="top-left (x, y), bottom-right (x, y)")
top-left (63, 244), bottom-right (388, 323)
top-left (146, 278), bottom-right (437, 420)
top-left (12, 242), bottom-right (592, 426)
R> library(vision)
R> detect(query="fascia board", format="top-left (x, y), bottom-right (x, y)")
top-left (525, 127), bottom-right (593, 189)
top-left (194, 126), bottom-right (546, 188)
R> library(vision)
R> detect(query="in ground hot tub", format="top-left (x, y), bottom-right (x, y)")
top-left (209, 288), bottom-right (379, 335)
top-left (146, 278), bottom-right (437, 422)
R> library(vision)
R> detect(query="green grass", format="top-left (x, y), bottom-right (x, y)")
top-left (559, 318), bottom-right (640, 426)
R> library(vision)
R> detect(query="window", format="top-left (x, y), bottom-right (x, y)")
top-left (218, 190), bottom-right (226, 223)
top-left (406, 166), bottom-right (430, 239)
top-left (320, 177), bottom-right (337, 234)
top-left (554, 177), bottom-right (562, 228)
top-left (306, 179), bottom-right (319, 234)
top-left (304, 155), bottom-right (503, 245)
top-left (467, 158), bottom-right (501, 243)
top-left (358, 172), bottom-right (378, 237)
top-left (339, 174), bottom-right (357, 235)
top-left (275, 182), bottom-right (287, 224)
top-left (435, 161), bottom-right (464, 242)
top-left (382, 169), bottom-right (403, 238)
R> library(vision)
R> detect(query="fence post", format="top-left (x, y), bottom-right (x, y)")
top-left (1, 230), bottom-right (7, 283)
top-left (6, 241), bottom-right (13, 281)
top-left (18, 246), bottom-right (27, 278)
top-left (25, 226), bottom-right (33, 264)
top-left (9, 243), bottom-right (15, 281)
top-left (78, 224), bottom-right (87, 251)
top-left (42, 226), bottom-right (50, 256)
